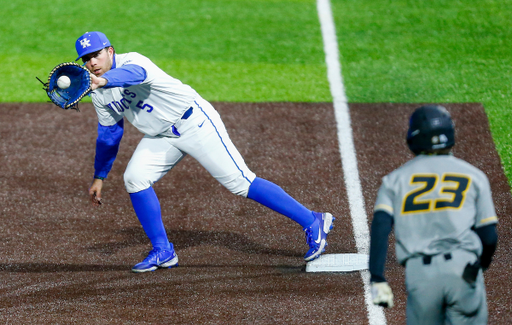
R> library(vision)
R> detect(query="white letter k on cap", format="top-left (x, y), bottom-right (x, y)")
top-left (80, 38), bottom-right (91, 48)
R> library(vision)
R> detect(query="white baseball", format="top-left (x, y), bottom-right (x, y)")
top-left (57, 75), bottom-right (71, 89)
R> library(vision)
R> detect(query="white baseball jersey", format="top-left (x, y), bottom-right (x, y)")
top-left (91, 52), bottom-right (199, 136)
top-left (374, 154), bottom-right (498, 265)
top-left (90, 51), bottom-right (256, 196)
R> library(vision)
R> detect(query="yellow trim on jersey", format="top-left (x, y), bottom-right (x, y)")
top-left (480, 216), bottom-right (498, 224)
top-left (374, 204), bottom-right (393, 214)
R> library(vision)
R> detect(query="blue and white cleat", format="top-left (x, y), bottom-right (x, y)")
top-left (304, 212), bottom-right (335, 261)
top-left (131, 243), bottom-right (179, 273)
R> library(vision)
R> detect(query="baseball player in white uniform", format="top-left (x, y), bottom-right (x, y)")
top-left (369, 105), bottom-right (498, 324)
top-left (75, 31), bottom-right (335, 273)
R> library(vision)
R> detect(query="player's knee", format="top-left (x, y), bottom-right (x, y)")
top-left (124, 170), bottom-right (153, 194)
top-left (232, 185), bottom-right (250, 197)
top-left (225, 179), bottom-right (251, 197)
top-left (218, 172), bottom-right (256, 198)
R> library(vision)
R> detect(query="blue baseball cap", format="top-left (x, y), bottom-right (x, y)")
top-left (75, 31), bottom-right (111, 61)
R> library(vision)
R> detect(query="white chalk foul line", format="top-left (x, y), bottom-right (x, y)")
top-left (316, 0), bottom-right (387, 324)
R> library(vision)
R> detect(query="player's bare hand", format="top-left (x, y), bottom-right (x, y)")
top-left (89, 178), bottom-right (104, 206)
top-left (90, 74), bottom-right (108, 90)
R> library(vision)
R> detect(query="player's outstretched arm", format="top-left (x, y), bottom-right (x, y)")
top-left (92, 64), bottom-right (146, 90)
top-left (89, 178), bottom-right (104, 206)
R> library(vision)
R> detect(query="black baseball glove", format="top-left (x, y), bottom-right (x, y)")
top-left (38, 62), bottom-right (92, 110)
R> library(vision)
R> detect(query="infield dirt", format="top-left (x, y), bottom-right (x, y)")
top-left (0, 102), bottom-right (510, 324)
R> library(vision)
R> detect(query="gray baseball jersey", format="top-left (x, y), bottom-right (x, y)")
top-left (374, 154), bottom-right (498, 324)
top-left (374, 154), bottom-right (498, 264)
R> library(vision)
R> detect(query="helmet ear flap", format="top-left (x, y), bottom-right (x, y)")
top-left (406, 137), bottom-right (422, 155)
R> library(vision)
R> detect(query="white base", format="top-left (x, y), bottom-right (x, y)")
top-left (306, 253), bottom-right (369, 272)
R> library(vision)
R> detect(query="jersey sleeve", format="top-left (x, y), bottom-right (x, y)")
top-left (474, 173), bottom-right (499, 228)
top-left (94, 119), bottom-right (124, 179)
top-left (369, 210), bottom-right (394, 282)
top-left (374, 175), bottom-right (395, 216)
top-left (102, 64), bottom-right (147, 89)
top-left (90, 91), bottom-right (125, 179)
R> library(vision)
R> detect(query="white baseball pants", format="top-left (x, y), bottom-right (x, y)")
top-left (124, 97), bottom-right (256, 196)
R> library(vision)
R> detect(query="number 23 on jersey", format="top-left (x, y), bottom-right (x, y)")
top-left (402, 173), bottom-right (471, 214)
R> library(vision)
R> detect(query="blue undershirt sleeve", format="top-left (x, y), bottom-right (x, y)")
top-left (101, 64), bottom-right (147, 88)
top-left (369, 210), bottom-right (394, 283)
top-left (94, 119), bottom-right (124, 179)
top-left (474, 224), bottom-right (498, 269)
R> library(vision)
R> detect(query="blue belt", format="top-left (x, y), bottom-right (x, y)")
top-left (171, 107), bottom-right (193, 136)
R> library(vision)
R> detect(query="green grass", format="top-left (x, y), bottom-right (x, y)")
top-left (2, 0), bottom-right (512, 186)
top-left (331, 0), bottom-right (512, 185)
top-left (0, 0), bottom-right (330, 102)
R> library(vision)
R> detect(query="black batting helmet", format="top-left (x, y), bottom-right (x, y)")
top-left (406, 105), bottom-right (455, 155)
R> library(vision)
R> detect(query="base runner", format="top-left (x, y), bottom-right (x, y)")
top-left (369, 105), bottom-right (498, 324)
